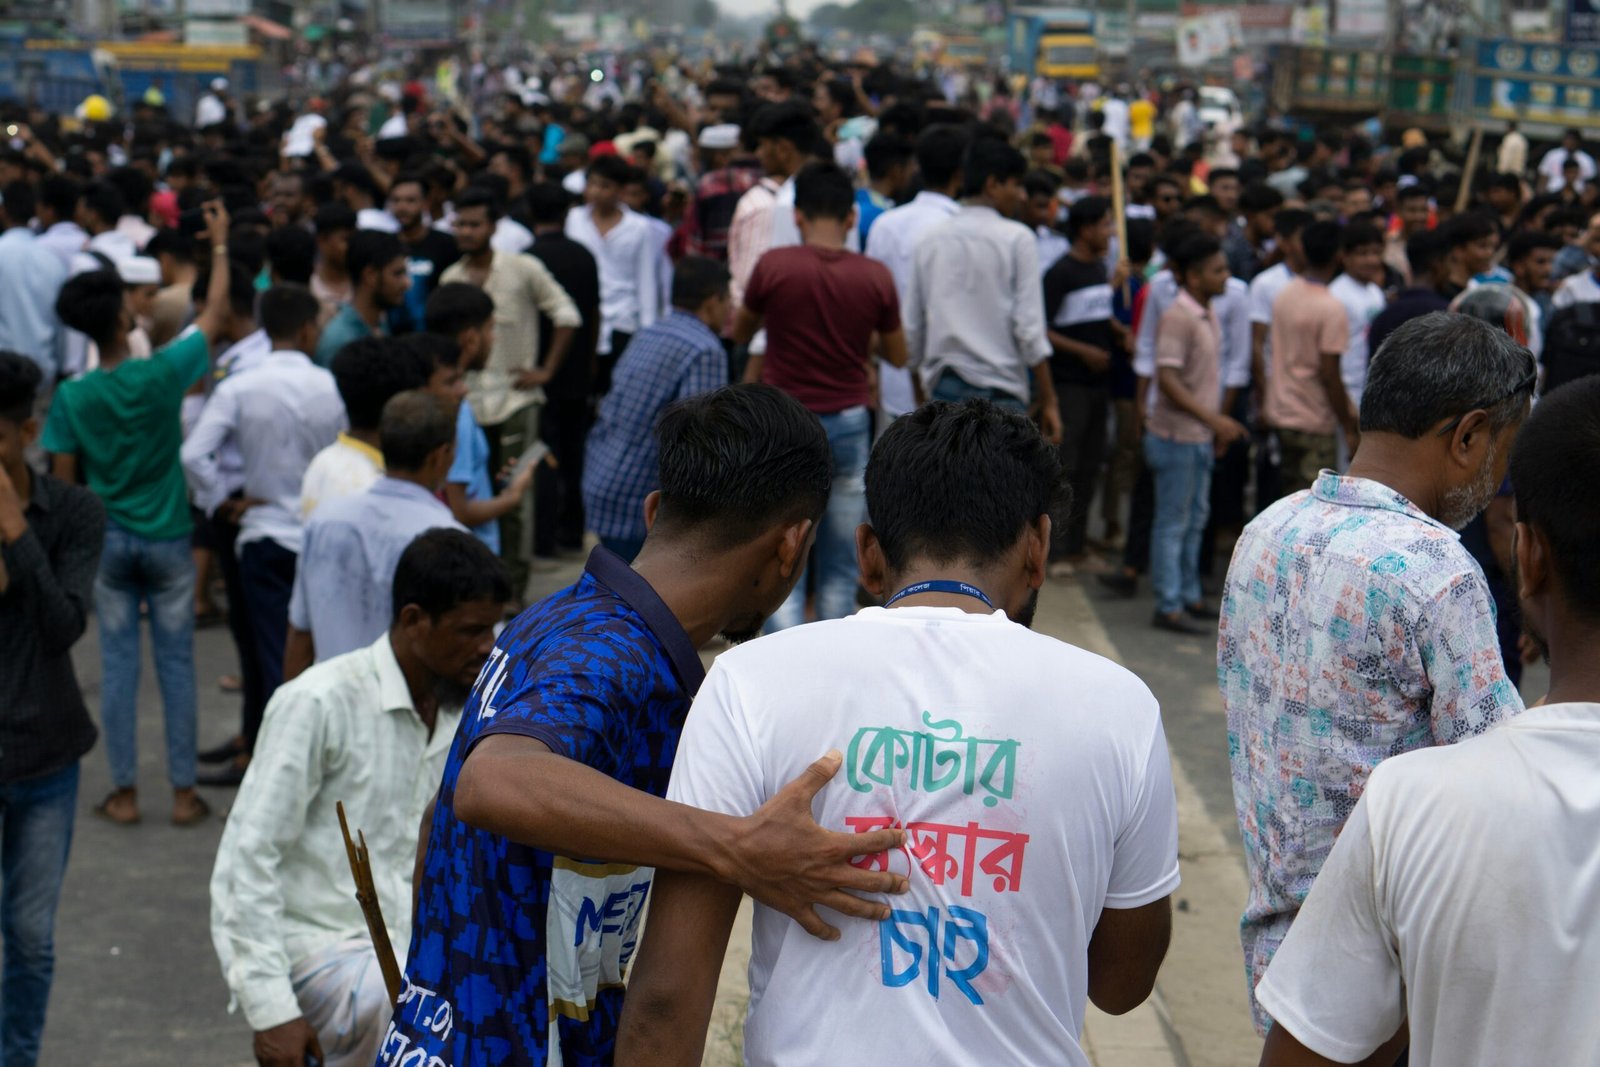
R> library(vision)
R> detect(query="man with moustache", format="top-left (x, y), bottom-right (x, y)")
top-left (1219, 312), bottom-right (1533, 1035)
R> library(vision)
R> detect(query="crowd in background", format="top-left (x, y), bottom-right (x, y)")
top-left (1, 42), bottom-right (1600, 1067)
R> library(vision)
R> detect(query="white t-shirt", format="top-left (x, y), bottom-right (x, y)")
top-left (1329, 274), bottom-right (1386, 404)
top-left (1248, 263), bottom-right (1295, 381)
top-left (668, 606), bottom-right (1180, 1066)
top-left (1552, 269), bottom-right (1600, 310)
top-left (1257, 703), bottom-right (1600, 1067)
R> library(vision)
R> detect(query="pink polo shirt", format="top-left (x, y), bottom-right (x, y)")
top-left (1147, 289), bottom-right (1222, 445)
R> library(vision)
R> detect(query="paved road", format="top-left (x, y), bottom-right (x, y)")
top-left (37, 553), bottom-right (1548, 1067)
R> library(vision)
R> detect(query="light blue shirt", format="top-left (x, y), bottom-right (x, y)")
top-left (0, 227), bottom-right (69, 379)
top-left (446, 399), bottom-right (498, 553)
top-left (287, 477), bottom-right (465, 662)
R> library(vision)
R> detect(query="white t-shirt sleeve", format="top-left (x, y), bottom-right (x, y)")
top-left (1104, 712), bottom-right (1181, 908)
top-left (1254, 792), bottom-right (1404, 1062)
top-left (666, 660), bottom-right (765, 817)
top-left (1249, 272), bottom-right (1275, 326)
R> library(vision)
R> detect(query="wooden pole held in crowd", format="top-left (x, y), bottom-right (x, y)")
top-left (1457, 127), bottom-right (1484, 213)
top-left (337, 801), bottom-right (404, 1006)
top-left (1110, 139), bottom-right (1130, 303)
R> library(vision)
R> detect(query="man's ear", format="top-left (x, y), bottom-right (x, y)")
top-left (20, 415), bottom-right (40, 450)
top-left (1025, 515), bottom-right (1050, 589)
top-left (778, 517), bottom-right (814, 579)
top-left (1447, 409), bottom-right (1492, 472)
top-left (856, 523), bottom-right (886, 597)
top-left (1514, 520), bottom-right (1548, 602)
top-left (642, 489), bottom-right (661, 531)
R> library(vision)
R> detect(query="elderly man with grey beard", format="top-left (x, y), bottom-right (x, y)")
top-left (1217, 311), bottom-right (1534, 1040)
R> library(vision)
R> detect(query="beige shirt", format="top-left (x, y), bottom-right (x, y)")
top-left (442, 250), bottom-right (582, 426)
top-left (1498, 130), bottom-right (1528, 177)
top-left (1265, 279), bottom-right (1349, 435)
top-left (1147, 290), bottom-right (1222, 445)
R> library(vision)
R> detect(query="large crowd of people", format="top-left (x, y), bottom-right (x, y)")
top-left (0, 43), bottom-right (1598, 1067)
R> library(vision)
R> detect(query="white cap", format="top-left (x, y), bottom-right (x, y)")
top-left (118, 256), bottom-right (162, 286)
top-left (211, 77), bottom-right (229, 92)
top-left (698, 123), bottom-right (740, 150)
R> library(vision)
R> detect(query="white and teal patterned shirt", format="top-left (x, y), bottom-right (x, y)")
top-left (1219, 471), bottom-right (1523, 1032)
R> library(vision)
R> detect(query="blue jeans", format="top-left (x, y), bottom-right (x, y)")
top-left (1144, 434), bottom-right (1213, 617)
top-left (96, 523), bottom-right (197, 790)
top-left (767, 406), bottom-right (871, 631)
top-left (1, 762), bottom-right (79, 1067)
top-left (930, 371), bottom-right (1028, 413)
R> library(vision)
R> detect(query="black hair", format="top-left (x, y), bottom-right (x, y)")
top-left (1126, 152), bottom-right (1155, 170)
top-left (452, 185), bottom-right (500, 222)
top-left (1170, 233), bottom-right (1223, 279)
top-left (1363, 312), bottom-right (1535, 437)
top-left (1024, 168), bottom-right (1061, 200)
top-left (346, 230), bottom-right (405, 288)
top-left (863, 133), bottom-right (913, 182)
top-left (1184, 194), bottom-right (1226, 220)
top-left (793, 160), bottom-right (855, 222)
top-left (587, 153), bottom-right (635, 186)
top-left (78, 181), bottom-right (127, 227)
top-left (1300, 219), bottom-right (1343, 269)
top-left (525, 181), bottom-right (571, 226)
top-left (333, 161), bottom-right (382, 200)
top-left (1406, 229), bottom-right (1443, 278)
top-left (190, 257), bottom-right (258, 319)
top-left (817, 77), bottom-right (859, 118)
top-left (105, 166), bottom-right (152, 215)
top-left (1510, 375), bottom-right (1600, 622)
top-left (1240, 182), bottom-right (1284, 215)
top-left (1396, 182), bottom-right (1432, 203)
top-left (1341, 222), bottom-right (1384, 252)
top-left (258, 284), bottom-right (322, 344)
top-left (313, 201), bottom-right (356, 235)
top-left (746, 101), bottom-right (820, 154)
top-left (1064, 195), bottom-right (1110, 240)
top-left (866, 399), bottom-right (1065, 571)
top-left (1125, 218), bottom-right (1156, 264)
top-left (1507, 228), bottom-right (1562, 264)
top-left (265, 224), bottom-right (316, 285)
top-left (331, 337), bottom-right (429, 431)
top-left (425, 282), bottom-right (495, 337)
top-left (652, 384), bottom-right (831, 549)
top-left (0, 350), bottom-right (42, 424)
top-left (389, 171), bottom-right (426, 196)
top-left (670, 256), bottom-right (730, 311)
top-left (960, 137), bottom-right (1026, 199)
top-left (1209, 167), bottom-right (1240, 186)
top-left (38, 175), bottom-right (81, 222)
top-left (490, 144), bottom-right (533, 179)
top-left (1487, 172), bottom-right (1521, 195)
top-left (1442, 211), bottom-right (1497, 249)
top-left (1149, 174), bottom-right (1184, 198)
top-left (400, 331), bottom-right (462, 372)
top-left (391, 528), bottom-right (512, 623)
top-left (145, 227), bottom-right (194, 263)
top-left (378, 389), bottom-right (457, 472)
top-left (1157, 217), bottom-right (1202, 258)
top-left (0, 180), bottom-right (35, 226)
top-left (56, 269), bottom-right (125, 348)
top-left (915, 124), bottom-right (970, 191)
top-left (227, 226), bottom-right (268, 278)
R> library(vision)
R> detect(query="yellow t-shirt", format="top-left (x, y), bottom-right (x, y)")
top-left (1129, 98), bottom-right (1156, 141)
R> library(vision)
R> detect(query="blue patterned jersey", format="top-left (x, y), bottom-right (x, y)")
top-left (379, 548), bottom-right (706, 1066)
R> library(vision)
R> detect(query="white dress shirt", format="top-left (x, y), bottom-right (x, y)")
top-left (564, 205), bottom-right (660, 355)
top-left (209, 634), bottom-right (460, 1031)
top-left (180, 349), bottom-right (346, 552)
top-left (37, 220), bottom-right (87, 271)
top-left (903, 204), bottom-right (1052, 405)
top-left (287, 477), bottom-right (466, 661)
top-left (864, 190), bottom-right (961, 416)
top-left (490, 216), bottom-right (535, 253)
top-left (1037, 226), bottom-right (1071, 275)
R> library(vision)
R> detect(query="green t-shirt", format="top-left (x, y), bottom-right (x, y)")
top-left (42, 327), bottom-right (210, 541)
top-left (313, 304), bottom-right (378, 368)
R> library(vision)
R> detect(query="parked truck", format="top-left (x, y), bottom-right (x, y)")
top-left (1006, 7), bottom-right (1098, 82)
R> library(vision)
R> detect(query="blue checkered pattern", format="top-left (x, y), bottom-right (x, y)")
top-left (581, 311), bottom-right (728, 541)
top-left (382, 548), bottom-right (706, 1067)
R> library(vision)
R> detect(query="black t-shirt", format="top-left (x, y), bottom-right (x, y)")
top-left (1042, 254), bottom-right (1114, 385)
top-left (391, 228), bottom-right (462, 334)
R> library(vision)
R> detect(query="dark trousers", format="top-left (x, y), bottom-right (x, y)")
top-left (1199, 391), bottom-right (1253, 578)
top-left (237, 539), bottom-right (296, 747)
top-left (594, 331), bottom-right (632, 398)
top-left (1053, 382), bottom-right (1110, 559)
top-left (534, 395), bottom-right (592, 557)
top-left (1122, 463), bottom-right (1155, 574)
top-left (210, 510), bottom-right (266, 750)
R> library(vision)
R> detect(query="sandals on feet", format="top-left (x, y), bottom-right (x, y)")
top-left (172, 791), bottom-right (212, 827)
top-left (95, 789), bottom-right (140, 825)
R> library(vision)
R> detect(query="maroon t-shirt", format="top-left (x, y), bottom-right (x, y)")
top-left (743, 244), bottom-right (900, 414)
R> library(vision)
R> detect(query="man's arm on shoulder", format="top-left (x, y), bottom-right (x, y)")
top-left (614, 869), bottom-right (742, 1066)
